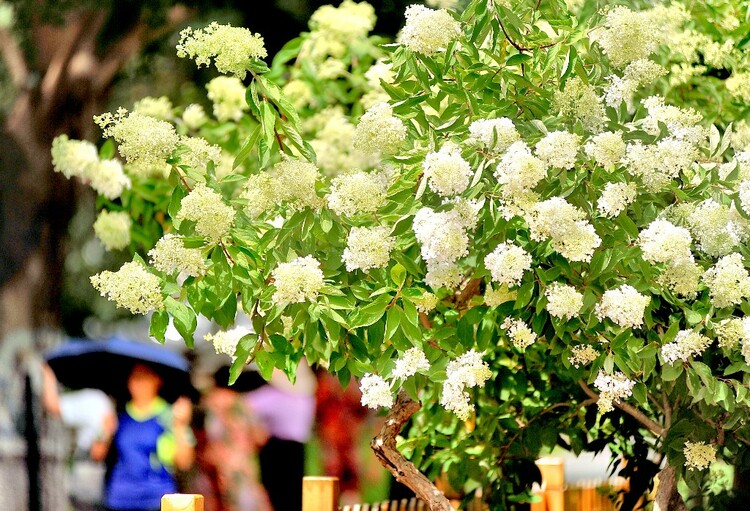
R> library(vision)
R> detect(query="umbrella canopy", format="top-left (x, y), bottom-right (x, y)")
top-left (46, 337), bottom-right (195, 403)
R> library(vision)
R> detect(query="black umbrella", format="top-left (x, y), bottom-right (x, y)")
top-left (45, 337), bottom-right (196, 403)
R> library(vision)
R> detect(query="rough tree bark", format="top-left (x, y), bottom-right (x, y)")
top-left (654, 466), bottom-right (689, 511)
top-left (371, 389), bottom-right (454, 511)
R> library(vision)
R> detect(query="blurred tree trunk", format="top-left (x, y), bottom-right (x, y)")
top-left (0, 6), bottom-right (189, 338)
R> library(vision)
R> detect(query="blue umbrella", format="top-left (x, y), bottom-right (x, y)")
top-left (45, 337), bottom-right (195, 403)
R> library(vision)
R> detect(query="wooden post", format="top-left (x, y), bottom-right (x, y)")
top-left (536, 458), bottom-right (565, 511)
top-left (303, 476), bottom-right (340, 511)
top-left (161, 494), bottom-right (204, 511)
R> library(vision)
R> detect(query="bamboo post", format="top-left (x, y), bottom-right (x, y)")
top-left (303, 476), bottom-right (340, 511)
top-left (161, 494), bottom-right (204, 511)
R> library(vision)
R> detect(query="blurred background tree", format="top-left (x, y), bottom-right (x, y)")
top-left (0, 0), bottom-right (412, 339)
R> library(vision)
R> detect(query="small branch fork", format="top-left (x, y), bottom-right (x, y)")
top-left (371, 390), bottom-right (453, 511)
top-left (578, 380), bottom-right (666, 437)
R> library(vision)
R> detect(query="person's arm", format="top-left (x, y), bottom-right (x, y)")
top-left (90, 411), bottom-right (117, 462)
top-left (171, 397), bottom-right (195, 471)
top-left (41, 364), bottom-right (61, 417)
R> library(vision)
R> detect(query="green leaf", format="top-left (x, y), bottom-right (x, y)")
top-left (229, 334), bottom-right (259, 384)
top-left (255, 350), bottom-right (274, 380)
top-left (269, 334), bottom-right (294, 355)
top-left (234, 124), bottom-right (262, 169)
top-left (390, 264), bottom-right (406, 287)
top-left (164, 297), bottom-right (197, 348)
top-left (349, 294), bottom-right (392, 329)
top-left (149, 310), bottom-right (169, 343)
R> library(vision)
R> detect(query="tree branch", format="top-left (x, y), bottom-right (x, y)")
top-left (578, 380), bottom-right (666, 437)
top-left (371, 390), bottom-right (453, 511)
top-left (0, 26), bottom-right (28, 89)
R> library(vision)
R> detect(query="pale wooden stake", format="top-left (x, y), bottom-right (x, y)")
top-left (303, 476), bottom-right (340, 511)
top-left (161, 494), bottom-right (204, 511)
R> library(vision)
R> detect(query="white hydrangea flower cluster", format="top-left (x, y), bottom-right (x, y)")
top-left (343, 226), bottom-right (395, 272)
top-left (595, 285), bottom-right (650, 329)
top-left (484, 242), bottom-right (532, 287)
top-left (425, 0), bottom-right (458, 8)
top-left (714, 317), bottom-right (745, 349)
top-left (148, 234), bottom-right (207, 277)
top-left (604, 59), bottom-right (666, 108)
top-left (182, 104), bottom-right (208, 130)
top-left (593, 370), bottom-right (635, 414)
top-left (352, 102), bottom-right (407, 155)
top-left (272, 158), bottom-right (324, 212)
top-left (178, 136), bottom-right (222, 171)
top-left (177, 22), bottom-right (267, 79)
top-left (731, 121), bottom-right (750, 152)
top-left (400, 5), bottom-right (461, 57)
top-left (413, 207), bottom-right (473, 288)
top-left (638, 219), bottom-right (693, 265)
top-left (392, 347), bottom-right (431, 380)
top-left (683, 441), bottom-right (717, 471)
top-left (501, 318), bottom-right (537, 349)
top-left (641, 96), bottom-right (704, 143)
top-left (271, 256), bottom-right (325, 308)
top-left (594, 7), bottom-right (659, 68)
top-left (484, 285), bottom-right (516, 307)
top-left (584, 131), bottom-right (626, 170)
top-left (494, 141), bottom-right (547, 197)
top-left (51, 135), bottom-right (99, 179)
top-left (526, 197), bottom-right (601, 262)
top-left (625, 138), bottom-right (698, 191)
top-left (597, 182), bottom-right (637, 218)
top-left (662, 330), bottom-right (712, 364)
top-left (468, 117), bottom-right (520, 154)
top-left (51, 136), bottom-right (131, 199)
top-left (176, 184), bottom-right (236, 243)
top-left (687, 200), bottom-right (744, 257)
top-left (569, 345), bottom-right (599, 368)
top-left (95, 109), bottom-right (180, 169)
top-left (545, 283), bottom-right (583, 320)
top-left (360, 373), bottom-right (394, 409)
top-left (206, 76), bottom-right (248, 122)
top-left (423, 144), bottom-right (472, 197)
top-left (361, 59), bottom-right (396, 108)
top-left (204, 326), bottom-right (253, 360)
top-left (309, 110), bottom-right (376, 175)
top-left (309, 0), bottom-right (376, 45)
top-left (282, 80), bottom-right (314, 110)
top-left (739, 181), bottom-right (750, 214)
top-left (535, 131), bottom-right (581, 170)
top-left (741, 321), bottom-right (750, 365)
top-left (133, 96), bottom-right (173, 120)
top-left (413, 291), bottom-right (439, 313)
top-left (327, 170), bottom-right (388, 216)
top-left (727, 72), bottom-right (750, 103)
top-left (241, 174), bottom-right (276, 218)
top-left (657, 259), bottom-right (704, 299)
top-left (702, 253), bottom-right (750, 308)
top-left (93, 211), bottom-right (131, 251)
top-left (553, 77), bottom-right (606, 132)
top-left (90, 262), bottom-right (163, 315)
top-left (441, 350), bottom-right (492, 420)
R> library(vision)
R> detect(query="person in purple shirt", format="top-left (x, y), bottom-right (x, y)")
top-left (245, 362), bottom-right (316, 511)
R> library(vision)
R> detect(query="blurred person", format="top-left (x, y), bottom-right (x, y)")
top-left (99, 363), bottom-right (195, 511)
top-left (315, 371), bottom-right (369, 504)
top-left (42, 364), bottom-right (114, 511)
top-left (245, 361), bottom-right (316, 511)
top-left (199, 366), bottom-right (272, 511)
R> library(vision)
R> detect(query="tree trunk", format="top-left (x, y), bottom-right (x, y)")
top-left (653, 465), bottom-right (688, 511)
top-left (370, 390), bottom-right (454, 511)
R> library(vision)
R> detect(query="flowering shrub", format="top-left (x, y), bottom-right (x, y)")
top-left (54, 0), bottom-right (750, 507)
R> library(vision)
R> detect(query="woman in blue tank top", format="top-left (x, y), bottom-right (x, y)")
top-left (99, 364), bottom-right (194, 511)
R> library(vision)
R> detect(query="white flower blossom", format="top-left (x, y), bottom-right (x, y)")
top-left (595, 285), bottom-right (650, 329)
top-left (204, 326), bottom-right (253, 360)
top-left (501, 318), bottom-right (537, 349)
top-left (535, 131), bottom-right (581, 170)
top-left (360, 373), bottom-right (394, 409)
top-left (90, 262), bottom-right (163, 315)
top-left (661, 330), bottom-right (712, 364)
top-left (484, 242), bottom-right (532, 287)
top-left (423, 144), bottom-right (472, 197)
top-left (343, 226), bottom-right (395, 272)
top-left (597, 182), bottom-right (637, 218)
top-left (468, 117), bottom-right (520, 154)
top-left (702, 253), bottom-right (750, 308)
top-left (683, 441), bottom-right (716, 471)
top-left (271, 256), bottom-right (325, 308)
top-left (593, 371), bottom-right (635, 413)
top-left (545, 283), bottom-right (583, 319)
top-left (400, 5), bottom-right (461, 56)
top-left (392, 347), bottom-right (430, 379)
top-left (93, 211), bottom-right (131, 251)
